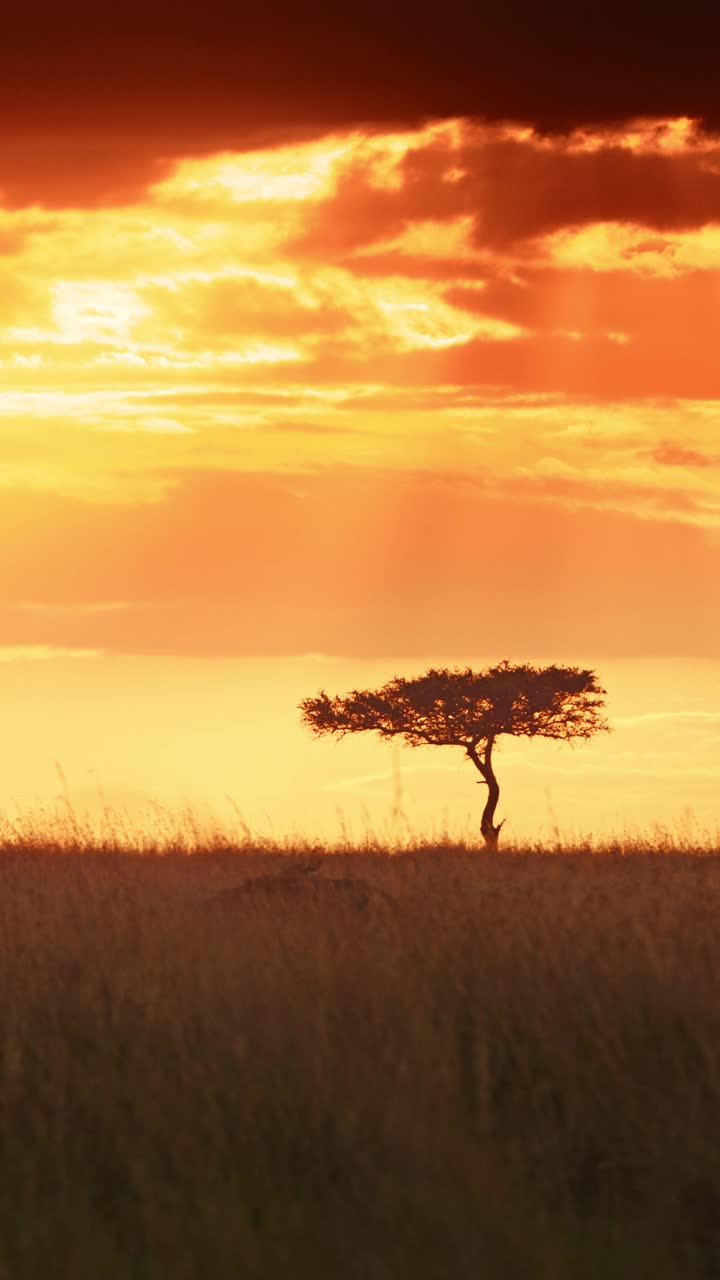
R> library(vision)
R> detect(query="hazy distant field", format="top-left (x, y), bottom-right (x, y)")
top-left (2, 824), bottom-right (720, 1278)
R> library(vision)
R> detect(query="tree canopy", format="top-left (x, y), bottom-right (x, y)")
top-left (299, 661), bottom-right (609, 847)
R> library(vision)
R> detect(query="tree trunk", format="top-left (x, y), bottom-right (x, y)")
top-left (468, 737), bottom-right (505, 849)
top-left (480, 772), bottom-right (503, 849)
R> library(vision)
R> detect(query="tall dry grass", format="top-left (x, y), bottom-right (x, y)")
top-left (1, 813), bottom-right (720, 1277)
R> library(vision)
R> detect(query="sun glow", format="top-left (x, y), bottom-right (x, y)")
top-left (162, 140), bottom-right (354, 204)
top-left (544, 222), bottom-right (720, 275)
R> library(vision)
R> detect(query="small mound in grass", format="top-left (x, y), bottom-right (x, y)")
top-left (204, 872), bottom-right (399, 918)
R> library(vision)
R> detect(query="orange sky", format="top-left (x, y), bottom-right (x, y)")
top-left (2, 116), bottom-right (719, 841)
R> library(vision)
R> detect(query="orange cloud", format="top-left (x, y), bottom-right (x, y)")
top-left (292, 121), bottom-right (720, 260)
top-left (1, 117), bottom-right (720, 660)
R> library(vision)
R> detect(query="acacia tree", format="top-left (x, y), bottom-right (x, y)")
top-left (299, 661), bottom-right (609, 848)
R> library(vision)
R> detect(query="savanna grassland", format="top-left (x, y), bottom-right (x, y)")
top-left (2, 821), bottom-right (720, 1279)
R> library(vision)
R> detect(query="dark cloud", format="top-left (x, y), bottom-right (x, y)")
top-left (2, 1), bottom-right (719, 206)
top-left (294, 138), bottom-right (720, 261)
top-left (0, 127), bottom-right (327, 210)
top-left (0, 137), bottom-right (175, 210)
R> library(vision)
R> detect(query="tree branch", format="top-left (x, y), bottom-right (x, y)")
top-left (466, 743), bottom-right (489, 780)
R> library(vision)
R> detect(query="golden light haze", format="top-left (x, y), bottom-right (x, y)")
top-left (2, 654), bottom-right (719, 845)
top-left (2, 116), bottom-right (719, 840)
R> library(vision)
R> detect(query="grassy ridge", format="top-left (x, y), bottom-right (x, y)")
top-left (1, 837), bottom-right (720, 1277)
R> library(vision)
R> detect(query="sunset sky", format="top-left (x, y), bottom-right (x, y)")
top-left (2, 10), bottom-right (719, 842)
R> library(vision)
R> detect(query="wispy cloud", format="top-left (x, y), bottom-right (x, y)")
top-left (8, 601), bottom-right (140, 615)
top-left (613, 710), bottom-right (720, 728)
top-left (0, 646), bottom-right (102, 662)
top-left (325, 762), bottom-right (464, 791)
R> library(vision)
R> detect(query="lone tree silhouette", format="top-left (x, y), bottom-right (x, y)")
top-left (299, 661), bottom-right (609, 848)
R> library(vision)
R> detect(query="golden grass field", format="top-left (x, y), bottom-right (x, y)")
top-left (2, 811), bottom-right (720, 1278)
